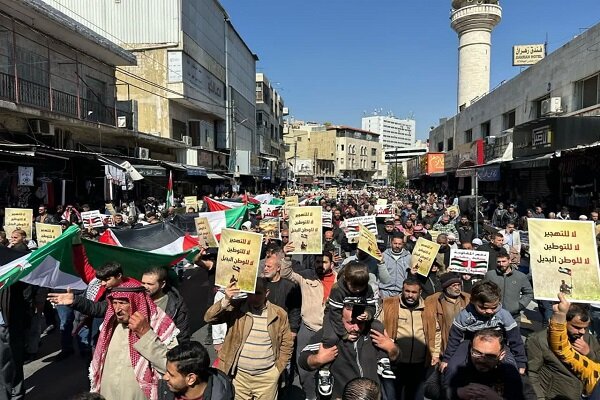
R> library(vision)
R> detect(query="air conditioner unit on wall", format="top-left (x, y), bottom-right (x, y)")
top-left (117, 116), bottom-right (127, 128)
top-left (29, 119), bottom-right (54, 136)
top-left (136, 147), bottom-right (150, 159)
top-left (541, 97), bottom-right (562, 115)
top-left (182, 136), bottom-right (193, 146)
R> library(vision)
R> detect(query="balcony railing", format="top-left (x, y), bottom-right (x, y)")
top-left (0, 71), bottom-right (131, 128)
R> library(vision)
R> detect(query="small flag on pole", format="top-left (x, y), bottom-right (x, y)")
top-left (166, 170), bottom-right (174, 208)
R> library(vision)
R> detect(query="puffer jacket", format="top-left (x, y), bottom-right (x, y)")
top-left (165, 287), bottom-right (190, 341)
top-left (204, 299), bottom-right (294, 376)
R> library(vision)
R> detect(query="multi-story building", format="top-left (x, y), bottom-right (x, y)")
top-left (331, 126), bottom-right (383, 185)
top-left (423, 18), bottom-right (600, 209)
top-left (256, 73), bottom-right (286, 188)
top-left (362, 114), bottom-right (416, 149)
top-left (42, 0), bottom-right (259, 186)
top-left (284, 122), bottom-right (336, 186)
top-left (385, 140), bottom-right (429, 177)
top-left (0, 0), bottom-right (189, 205)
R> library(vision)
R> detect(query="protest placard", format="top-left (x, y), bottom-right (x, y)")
top-left (285, 195), bottom-right (299, 208)
top-left (261, 204), bottom-right (282, 218)
top-left (376, 198), bottom-right (388, 206)
top-left (4, 208), bottom-right (33, 239)
top-left (529, 219), bottom-right (600, 302)
top-left (343, 216), bottom-right (378, 244)
top-left (428, 230), bottom-right (441, 242)
top-left (35, 223), bottom-right (62, 247)
top-left (288, 206), bottom-right (322, 254)
top-left (327, 188), bottom-right (338, 199)
top-left (81, 210), bottom-right (104, 228)
top-left (259, 217), bottom-right (281, 240)
top-left (194, 216), bottom-right (219, 248)
top-left (357, 224), bottom-right (382, 261)
top-left (215, 229), bottom-right (263, 293)
top-left (411, 238), bottom-right (441, 277)
top-left (448, 249), bottom-right (489, 275)
top-left (105, 203), bottom-right (117, 215)
top-left (184, 196), bottom-right (198, 212)
top-left (374, 204), bottom-right (393, 218)
top-left (322, 211), bottom-right (333, 228)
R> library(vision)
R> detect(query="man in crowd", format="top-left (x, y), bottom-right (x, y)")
top-left (161, 341), bottom-right (234, 400)
top-left (204, 278), bottom-right (293, 400)
top-left (89, 281), bottom-right (179, 399)
top-left (378, 218), bottom-right (397, 249)
top-left (433, 215), bottom-right (459, 237)
top-left (527, 303), bottom-right (600, 399)
top-left (499, 222), bottom-right (521, 266)
top-left (35, 205), bottom-right (57, 224)
top-left (457, 216), bottom-right (475, 244)
top-left (379, 233), bottom-right (412, 298)
top-left (379, 276), bottom-right (429, 399)
top-left (112, 214), bottom-right (130, 229)
top-left (477, 232), bottom-right (506, 271)
top-left (299, 305), bottom-right (399, 400)
top-left (532, 206), bottom-right (546, 219)
top-left (425, 329), bottom-right (536, 399)
top-left (423, 273), bottom-right (471, 367)
top-left (484, 250), bottom-right (533, 324)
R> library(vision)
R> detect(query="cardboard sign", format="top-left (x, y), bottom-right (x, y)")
top-left (374, 204), bottom-right (393, 218)
top-left (194, 216), bottom-right (219, 248)
top-left (428, 230), bottom-right (442, 242)
top-left (448, 249), bottom-right (489, 275)
top-left (327, 188), bottom-right (338, 199)
top-left (215, 229), bottom-right (263, 293)
top-left (322, 211), bottom-right (333, 228)
top-left (529, 219), bottom-right (600, 302)
top-left (376, 198), bottom-right (388, 206)
top-left (81, 210), bottom-right (104, 228)
top-left (105, 203), bottom-right (117, 215)
top-left (343, 216), bottom-right (378, 244)
top-left (184, 196), bottom-right (198, 212)
top-left (357, 223), bottom-right (382, 261)
top-left (285, 195), bottom-right (299, 208)
top-left (259, 217), bottom-right (281, 240)
top-left (35, 223), bottom-right (62, 247)
top-left (288, 206), bottom-right (323, 254)
top-left (4, 208), bottom-right (33, 239)
top-left (411, 238), bottom-right (441, 277)
top-left (261, 204), bottom-right (282, 218)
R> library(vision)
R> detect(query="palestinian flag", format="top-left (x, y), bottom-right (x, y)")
top-left (450, 258), bottom-right (488, 270)
top-left (82, 239), bottom-right (192, 281)
top-left (3, 226), bottom-right (87, 290)
top-left (166, 170), bottom-right (174, 208)
top-left (269, 198), bottom-right (285, 206)
top-left (204, 196), bottom-right (245, 211)
top-left (99, 222), bottom-right (198, 254)
top-left (198, 205), bottom-right (247, 239)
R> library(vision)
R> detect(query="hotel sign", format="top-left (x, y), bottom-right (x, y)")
top-left (513, 44), bottom-right (546, 66)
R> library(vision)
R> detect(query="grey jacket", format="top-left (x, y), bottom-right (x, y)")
top-left (484, 267), bottom-right (533, 317)
top-left (378, 248), bottom-right (411, 298)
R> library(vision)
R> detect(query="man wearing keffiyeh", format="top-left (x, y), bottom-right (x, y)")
top-left (89, 281), bottom-right (179, 400)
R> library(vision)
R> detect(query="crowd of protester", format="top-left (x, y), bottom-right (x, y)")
top-left (0, 187), bottom-right (600, 399)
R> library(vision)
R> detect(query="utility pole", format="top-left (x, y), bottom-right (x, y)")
top-left (395, 147), bottom-right (399, 188)
top-left (293, 140), bottom-right (298, 189)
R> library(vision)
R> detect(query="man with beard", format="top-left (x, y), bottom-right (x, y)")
top-left (161, 341), bottom-right (234, 400)
top-left (433, 215), bottom-right (459, 238)
top-left (527, 304), bottom-right (600, 399)
top-left (332, 208), bottom-right (344, 228)
top-left (484, 250), bottom-right (533, 324)
top-left (280, 251), bottom-right (338, 400)
top-left (89, 282), bottom-right (180, 400)
top-left (502, 205), bottom-right (519, 227)
top-left (477, 232), bottom-right (506, 271)
top-left (498, 223), bottom-right (521, 266)
top-left (379, 276), bottom-right (429, 399)
top-left (436, 233), bottom-right (452, 270)
top-left (457, 216), bottom-right (475, 244)
top-left (423, 273), bottom-right (470, 367)
top-left (491, 202), bottom-right (507, 228)
top-left (379, 233), bottom-right (412, 298)
top-left (378, 218), bottom-right (397, 249)
top-left (425, 329), bottom-right (536, 400)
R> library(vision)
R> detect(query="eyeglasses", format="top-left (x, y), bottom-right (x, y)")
top-left (281, 235), bottom-right (289, 238)
top-left (470, 348), bottom-right (500, 362)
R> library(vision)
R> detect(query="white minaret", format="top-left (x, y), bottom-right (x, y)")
top-left (451, 0), bottom-right (502, 111)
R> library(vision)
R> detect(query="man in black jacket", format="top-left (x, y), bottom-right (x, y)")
top-left (262, 252), bottom-right (301, 335)
top-left (477, 232), bottom-right (505, 272)
top-left (299, 306), bottom-right (399, 399)
top-left (160, 341), bottom-right (234, 400)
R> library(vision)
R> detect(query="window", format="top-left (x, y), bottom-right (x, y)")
top-left (464, 129), bottom-right (473, 143)
top-left (297, 137), bottom-right (302, 142)
top-left (503, 110), bottom-right (516, 130)
top-left (371, 161), bottom-right (377, 169)
top-left (481, 121), bottom-right (491, 138)
top-left (341, 144), bottom-right (344, 151)
top-left (447, 138), bottom-right (454, 151)
top-left (371, 148), bottom-right (377, 156)
top-left (172, 119), bottom-right (186, 141)
top-left (575, 73), bottom-right (600, 109)
top-left (437, 141), bottom-right (443, 152)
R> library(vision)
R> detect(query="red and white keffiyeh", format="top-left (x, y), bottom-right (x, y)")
top-left (89, 281), bottom-right (179, 399)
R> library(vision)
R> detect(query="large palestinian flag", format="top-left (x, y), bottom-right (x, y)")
top-left (99, 222), bottom-right (198, 253)
top-left (198, 205), bottom-right (247, 239)
top-left (204, 196), bottom-right (260, 213)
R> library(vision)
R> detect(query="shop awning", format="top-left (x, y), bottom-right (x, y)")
top-left (510, 153), bottom-right (554, 169)
top-left (161, 161), bottom-right (187, 171)
top-left (132, 165), bottom-right (167, 177)
top-left (556, 141), bottom-right (600, 155)
top-left (206, 172), bottom-right (228, 180)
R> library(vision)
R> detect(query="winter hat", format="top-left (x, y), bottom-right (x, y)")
top-left (440, 272), bottom-right (461, 289)
top-left (472, 238), bottom-right (483, 246)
